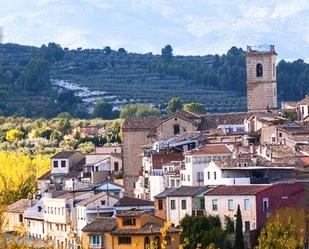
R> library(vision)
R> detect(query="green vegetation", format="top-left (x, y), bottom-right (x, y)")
top-left (119, 103), bottom-right (160, 118)
top-left (180, 215), bottom-right (225, 249)
top-left (183, 102), bottom-right (206, 114)
top-left (0, 116), bottom-right (121, 156)
top-left (167, 97), bottom-right (183, 113)
top-left (93, 100), bottom-right (117, 119)
top-left (234, 205), bottom-right (244, 249)
top-left (255, 208), bottom-right (305, 249)
top-left (1, 43), bottom-right (309, 118)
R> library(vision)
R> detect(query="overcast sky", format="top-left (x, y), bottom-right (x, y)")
top-left (1, 0), bottom-right (309, 59)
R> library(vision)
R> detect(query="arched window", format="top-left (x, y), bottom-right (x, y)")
top-left (154, 236), bottom-right (161, 249)
top-left (256, 63), bottom-right (263, 77)
top-left (173, 124), bottom-right (180, 135)
top-left (144, 237), bottom-right (150, 249)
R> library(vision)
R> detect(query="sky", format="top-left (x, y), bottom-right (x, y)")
top-left (1, 0), bottom-right (309, 59)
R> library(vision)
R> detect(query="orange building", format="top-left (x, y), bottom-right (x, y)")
top-left (81, 211), bottom-right (180, 249)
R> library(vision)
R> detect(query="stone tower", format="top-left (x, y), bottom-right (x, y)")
top-left (246, 45), bottom-right (277, 112)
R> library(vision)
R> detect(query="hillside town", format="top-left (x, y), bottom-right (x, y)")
top-left (3, 45), bottom-right (309, 249)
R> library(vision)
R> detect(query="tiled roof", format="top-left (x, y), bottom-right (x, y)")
top-left (114, 196), bottom-right (154, 207)
top-left (116, 210), bottom-right (146, 217)
top-left (111, 222), bottom-right (179, 235)
top-left (77, 192), bottom-right (118, 206)
top-left (37, 170), bottom-right (51, 180)
top-left (52, 151), bottom-right (83, 159)
top-left (154, 188), bottom-right (178, 198)
top-left (152, 152), bottom-right (184, 169)
top-left (6, 199), bottom-right (32, 213)
top-left (55, 191), bottom-right (87, 200)
top-left (205, 185), bottom-right (272, 196)
top-left (122, 116), bottom-right (161, 130)
top-left (185, 144), bottom-right (232, 156)
top-left (155, 186), bottom-right (209, 198)
top-left (81, 217), bottom-right (116, 232)
top-left (200, 112), bottom-right (255, 130)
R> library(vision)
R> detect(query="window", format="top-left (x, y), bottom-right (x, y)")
top-left (279, 132), bottom-right (282, 138)
top-left (200, 198), bottom-right (205, 209)
top-left (214, 172), bottom-right (217, 180)
top-left (101, 200), bottom-right (106, 205)
top-left (185, 157), bottom-right (191, 163)
top-left (170, 200), bottom-right (176, 210)
top-left (256, 63), bottom-right (263, 77)
top-left (61, 160), bottom-right (66, 168)
top-left (53, 161), bottom-right (58, 168)
top-left (89, 236), bottom-right (103, 247)
top-left (114, 162), bottom-right (119, 172)
top-left (244, 199), bottom-right (250, 210)
top-left (273, 63), bottom-right (275, 77)
top-left (171, 179), bottom-right (175, 187)
top-left (263, 198), bottom-right (269, 212)
top-left (187, 175), bottom-right (190, 181)
top-left (197, 172), bottom-right (204, 182)
top-left (228, 199), bottom-right (234, 211)
top-left (118, 237), bottom-right (131, 244)
top-left (18, 214), bottom-right (23, 223)
top-left (122, 218), bottom-right (136, 226)
top-left (245, 221), bottom-right (250, 231)
top-left (144, 237), bottom-right (150, 249)
top-left (207, 171), bottom-right (210, 179)
top-left (212, 199), bottom-right (218, 211)
top-left (193, 157), bottom-right (197, 164)
top-left (158, 200), bottom-right (163, 210)
top-left (181, 200), bottom-right (187, 210)
top-left (173, 124), bottom-right (180, 135)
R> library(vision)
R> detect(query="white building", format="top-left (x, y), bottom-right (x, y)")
top-left (204, 157), bottom-right (295, 186)
top-left (181, 144), bottom-right (232, 186)
top-left (154, 186), bottom-right (209, 226)
top-left (76, 192), bottom-right (119, 237)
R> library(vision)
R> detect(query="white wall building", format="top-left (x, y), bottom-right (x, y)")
top-left (181, 144), bottom-right (232, 186)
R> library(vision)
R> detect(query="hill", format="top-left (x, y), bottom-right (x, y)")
top-left (0, 43), bottom-right (309, 118)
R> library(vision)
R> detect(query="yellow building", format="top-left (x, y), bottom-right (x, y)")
top-left (3, 199), bottom-right (31, 232)
top-left (82, 211), bottom-right (180, 249)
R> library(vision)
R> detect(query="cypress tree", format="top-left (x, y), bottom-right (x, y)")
top-left (234, 205), bottom-right (244, 249)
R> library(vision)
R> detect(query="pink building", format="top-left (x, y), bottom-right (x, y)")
top-left (204, 183), bottom-right (305, 232)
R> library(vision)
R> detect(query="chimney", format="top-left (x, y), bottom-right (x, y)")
top-left (250, 144), bottom-right (254, 154)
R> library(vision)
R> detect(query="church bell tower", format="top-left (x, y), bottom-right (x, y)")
top-left (246, 45), bottom-right (277, 112)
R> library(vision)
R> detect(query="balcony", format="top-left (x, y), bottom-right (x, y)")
top-left (192, 209), bottom-right (206, 217)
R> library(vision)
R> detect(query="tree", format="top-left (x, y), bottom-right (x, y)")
top-left (234, 205), bottom-right (244, 249)
top-left (183, 102), bottom-right (206, 114)
top-left (41, 42), bottom-right (64, 63)
top-left (103, 46), bottom-right (112, 55)
top-left (161, 45), bottom-right (173, 63)
top-left (18, 57), bottom-right (50, 92)
top-left (118, 48), bottom-right (127, 54)
top-left (180, 215), bottom-right (225, 249)
top-left (255, 208), bottom-right (305, 249)
top-left (6, 129), bottom-right (23, 142)
top-left (224, 215), bottom-right (235, 234)
top-left (93, 100), bottom-right (114, 119)
top-left (167, 97), bottom-right (183, 113)
top-left (120, 103), bottom-right (160, 118)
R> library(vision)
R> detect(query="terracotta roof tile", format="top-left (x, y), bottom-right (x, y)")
top-left (152, 152), bottom-right (184, 169)
top-left (116, 210), bottom-right (146, 217)
top-left (205, 185), bottom-right (272, 196)
top-left (52, 151), bottom-right (84, 159)
top-left (6, 199), bottom-right (32, 213)
top-left (81, 217), bottom-right (116, 232)
top-left (185, 144), bottom-right (232, 156)
top-left (114, 196), bottom-right (154, 207)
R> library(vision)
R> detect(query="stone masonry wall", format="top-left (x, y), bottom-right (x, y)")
top-left (246, 52), bottom-right (277, 112)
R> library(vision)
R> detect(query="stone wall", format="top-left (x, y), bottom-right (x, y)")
top-left (246, 52), bottom-right (277, 112)
top-left (122, 129), bottom-right (151, 196)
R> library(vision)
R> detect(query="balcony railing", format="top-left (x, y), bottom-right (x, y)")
top-left (192, 209), bottom-right (206, 217)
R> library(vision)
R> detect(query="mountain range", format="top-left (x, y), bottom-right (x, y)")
top-left (1, 0), bottom-right (309, 59)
